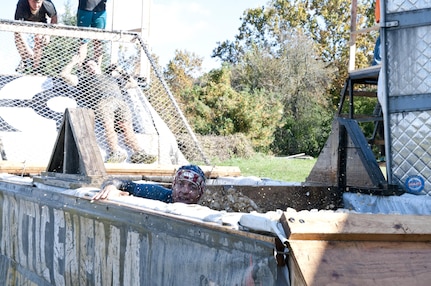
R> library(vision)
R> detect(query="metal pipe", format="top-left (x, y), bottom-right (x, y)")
top-left (380, 0), bottom-right (392, 183)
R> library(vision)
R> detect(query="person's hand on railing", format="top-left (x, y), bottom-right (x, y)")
top-left (91, 184), bottom-right (130, 202)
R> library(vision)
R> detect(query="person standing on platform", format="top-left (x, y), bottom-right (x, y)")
top-left (76, 0), bottom-right (108, 66)
top-left (14, 0), bottom-right (58, 73)
top-left (372, 0), bottom-right (381, 66)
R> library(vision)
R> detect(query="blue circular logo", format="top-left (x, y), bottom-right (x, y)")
top-left (405, 175), bottom-right (425, 194)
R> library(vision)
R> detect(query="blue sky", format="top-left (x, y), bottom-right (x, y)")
top-left (1, 0), bottom-right (268, 71)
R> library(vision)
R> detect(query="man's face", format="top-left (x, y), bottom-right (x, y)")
top-left (172, 180), bottom-right (202, 204)
top-left (28, 0), bottom-right (43, 14)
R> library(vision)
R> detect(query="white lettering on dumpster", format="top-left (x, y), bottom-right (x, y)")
top-left (0, 194), bottom-right (141, 285)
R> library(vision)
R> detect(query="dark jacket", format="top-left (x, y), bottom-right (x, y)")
top-left (15, 0), bottom-right (57, 22)
top-left (78, 0), bottom-right (107, 12)
top-left (104, 179), bottom-right (173, 203)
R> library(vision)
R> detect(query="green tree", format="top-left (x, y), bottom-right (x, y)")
top-left (164, 49), bottom-right (203, 97)
top-left (213, 0), bottom-right (376, 103)
top-left (181, 66), bottom-right (283, 151)
top-left (230, 32), bottom-right (334, 156)
top-left (60, 0), bottom-right (77, 26)
top-left (210, 0), bottom-right (377, 155)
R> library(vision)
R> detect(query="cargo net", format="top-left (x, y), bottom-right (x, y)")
top-left (0, 20), bottom-right (209, 166)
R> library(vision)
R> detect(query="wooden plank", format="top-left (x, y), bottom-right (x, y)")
top-left (285, 153), bottom-right (305, 159)
top-left (288, 240), bottom-right (431, 286)
top-left (282, 211), bottom-right (431, 242)
top-left (106, 164), bottom-right (241, 178)
top-left (70, 108), bottom-right (106, 175)
top-left (284, 211), bottom-right (431, 285)
top-left (351, 24), bottom-right (380, 35)
top-left (0, 162), bottom-right (241, 178)
top-left (288, 252), bottom-right (307, 286)
top-left (0, 162), bottom-right (45, 175)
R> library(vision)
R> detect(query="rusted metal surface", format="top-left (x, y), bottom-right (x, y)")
top-left (0, 181), bottom-right (280, 285)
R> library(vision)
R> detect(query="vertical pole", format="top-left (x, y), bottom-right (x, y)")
top-left (349, 78), bottom-right (354, 118)
top-left (380, 0), bottom-right (392, 183)
top-left (337, 121), bottom-right (348, 193)
top-left (139, 0), bottom-right (151, 79)
top-left (110, 0), bottom-right (115, 31)
top-left (349, 0), bottom-right (357, 71)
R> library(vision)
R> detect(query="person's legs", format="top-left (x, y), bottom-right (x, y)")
top-left (14, 32), bottom-right (33, 60)
top-left (116, 99), bottom-right (157, 164)
top-left (120, 121), bottom-right (141, 153)
top-left (372, 34), bottom-right (381, 66)
top-left (91, 11), bottom-right (107, 66)
top-left (93, 40), bottom-right (103, 67)
top-left (97, 98), bottom-right (126, 162)
top-left (122, 121), bottom-right (157, 164)
top-left (77, 42), bottom-right (89, 63)
top-left (77, 9), bottom-right (93, 28)
top-left (76, 10), bottom-right (107, 64)
top-left (114, 99), bottom-right (140, 152)
top-left (103, 119), bottom-right (118, 154)
top-left (76, 9), bottom-right (93, 63)
top-left (33, 34), bottom-right (44, 70)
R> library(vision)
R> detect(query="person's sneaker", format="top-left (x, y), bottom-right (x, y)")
top-left (15, 59), bottom-right (33, 74)
top-left (130, 150), bottom-right (157, 164)
top-left (106, 151), bottom-right (127, 163)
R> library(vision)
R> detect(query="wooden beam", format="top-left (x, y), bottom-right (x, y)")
top-left (104, 164), bottom-right (241, 178)
top-left (0, 162), bottom-right (241, 178)
top-left (288, 240), bottom-right (431, 286)
top-left (283, 211), bottom-right (431, 285)
top-left (282, 211), bottom-right (431, 242)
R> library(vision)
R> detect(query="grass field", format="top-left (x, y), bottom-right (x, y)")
top-left (215, 153), bottom-right (317, 182)
top-left (215, 153), bottom-right (388, 183)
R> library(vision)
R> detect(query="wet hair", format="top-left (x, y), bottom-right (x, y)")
top-left (173, 165), bottom-right (206, 194)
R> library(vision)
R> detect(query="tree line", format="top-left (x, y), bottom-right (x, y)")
top-left (164, 0), bottom-right (377, 157)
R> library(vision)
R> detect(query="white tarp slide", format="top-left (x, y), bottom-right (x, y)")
top-left (0, 75), bottom-right (188, 165)
top-left (343, 192), bottom-right (431, 215)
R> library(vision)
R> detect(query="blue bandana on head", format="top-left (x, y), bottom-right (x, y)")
top-left (173, 165), bottom-right (206, 194)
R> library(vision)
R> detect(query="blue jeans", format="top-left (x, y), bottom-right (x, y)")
top-left (372, 34), bottom-right (381, 65)
top-left (77, 9), bottom-right (107, 44)
top-left (77, 9), bottom-right (107, 29)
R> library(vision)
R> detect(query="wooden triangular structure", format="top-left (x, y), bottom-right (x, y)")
top-left (35, 108), bottom-right (107, 188)
top-left (306, 118), bottom-right (401, 195)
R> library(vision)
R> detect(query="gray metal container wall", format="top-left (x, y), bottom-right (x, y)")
top-left (384, 0), bottom-right (431, 191)
top-left (0, 182), bottom-right (279, 285)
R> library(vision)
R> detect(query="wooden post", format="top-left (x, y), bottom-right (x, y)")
top-left (349, 0), bottom-right (357, 71)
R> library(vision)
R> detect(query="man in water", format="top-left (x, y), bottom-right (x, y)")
top-left (92, 165), bottom-right (206, 204)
